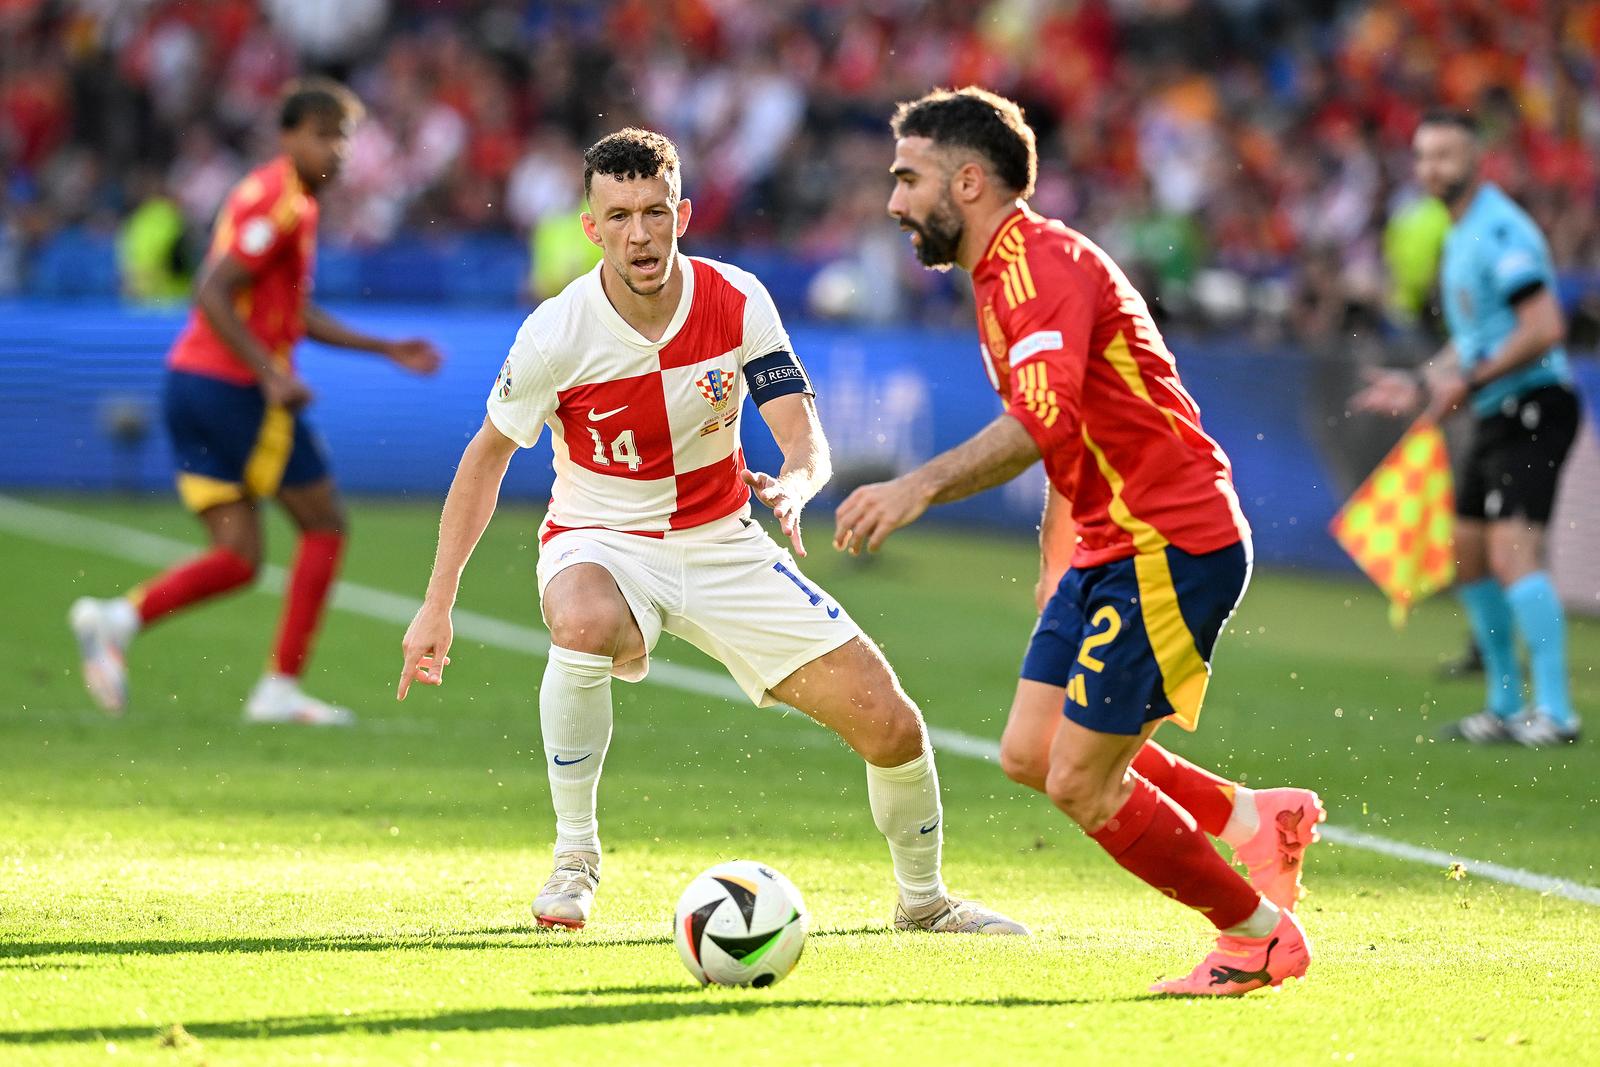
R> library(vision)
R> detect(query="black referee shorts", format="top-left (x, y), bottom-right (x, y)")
top-left (1455, 384), bottom-right (1581, 524)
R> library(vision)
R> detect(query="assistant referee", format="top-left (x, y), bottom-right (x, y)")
top-left (1356, 110), bottom-right (1581, 747)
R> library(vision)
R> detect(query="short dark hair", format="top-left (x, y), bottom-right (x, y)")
top-left (891, 87), bottom-right (1037, 199)
top-left (279, 77), bottom-right (363, 131)
top-left (1417, 108), bottom-right (1478, 138)
top-left (583, 128), bottom-right (682, 203)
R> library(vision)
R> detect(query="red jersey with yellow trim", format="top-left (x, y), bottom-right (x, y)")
top-left (167, 156), bottom-right (318, 386)
top-left (972, 205), bottom-right (1249, 569)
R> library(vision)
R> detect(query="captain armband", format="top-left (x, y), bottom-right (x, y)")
top-left (743, 351), bottom-right (814, 407)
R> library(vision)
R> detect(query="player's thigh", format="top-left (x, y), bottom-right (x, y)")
top-left (767, 635), bottom-right (926, 766)
top-left (668, 523), bottom-right (858, 708)
top-left (999, 679), bottom-right (1070, 791)
top-left (277, 476), bottom-right (345, 534)
top-left (1453, 517), bottom-right (1489, 583)
top-left (1485, 518), bottom-right (1546, 584)
top-left (1045, 715), bottom-right (1159, 830)
top-left (197, 498), bottom-right (263, 564)
top-left (540, 561), bottom-right (649, 663)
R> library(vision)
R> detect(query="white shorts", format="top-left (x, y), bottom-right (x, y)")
top-left (535, 513), bottom-right (861, 706)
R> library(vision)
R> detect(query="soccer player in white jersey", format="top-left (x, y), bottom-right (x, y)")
top-left (395, 128), bottom-right (1026, 936)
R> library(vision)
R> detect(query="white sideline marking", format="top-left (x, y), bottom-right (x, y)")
top-left (5, 492), bottom-right (1597, 907)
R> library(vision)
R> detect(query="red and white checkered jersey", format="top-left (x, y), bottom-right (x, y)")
top-left (487, 256), bottom-right (795, 541)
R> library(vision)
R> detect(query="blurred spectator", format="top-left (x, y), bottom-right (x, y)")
top-left (1, 0), bottom-right (1597, 334)
top-left (115, 165), bottom-right (189, 304)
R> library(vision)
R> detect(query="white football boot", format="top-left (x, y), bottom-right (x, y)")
top-left (894, 893), bottom-right (1030, 935)
top-left (68, 597), bottom-right (136, 715)
top-left (1508, 708), bottom-right (1581, 747)
top-left (243, 673), bottom-right (356, 727)
top-left (532, 851), bottom-right (601, 930)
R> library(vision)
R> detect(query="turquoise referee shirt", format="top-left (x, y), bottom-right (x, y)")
top-left (1439, 182), bottom-right (1571, 418)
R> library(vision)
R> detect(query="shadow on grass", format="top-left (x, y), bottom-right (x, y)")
top-left (0, 923), bottom-right (896, 961)
top-left (1, 989), bottom-right (1162, 1045)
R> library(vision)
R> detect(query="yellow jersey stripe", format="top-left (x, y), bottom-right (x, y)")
top-left (1080, 426), bottom-right (1211, 731)
top-left (177, 472), bottom-right (247, 514)
top-left (1100, 331), bottom-right (1179, 435)
top-left (1080, 427), bottom-right (1168, 555)
top-left (1132, 550), bottom-right (1211, 731)
top-left (1015, 251), bottom-right (1037, 300)
top-left (983, 213), bottom-right (1025, 262)
top-left (243, 405), bottom-right (296, 499)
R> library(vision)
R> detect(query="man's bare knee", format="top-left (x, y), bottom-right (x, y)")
top-left (545, 603), bottom-right (631, 657)
top-left (1045, 765), bottom-right (1120, 830)
top-left (999, 743), bottom-right (1048, 791)
top-left (859, 696), bottom-right (926, 766)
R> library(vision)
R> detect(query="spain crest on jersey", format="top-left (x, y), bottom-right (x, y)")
top-left (982, 303), bottom-right (1008, 364)
top-left (696, 367), bottom-right (735, 414)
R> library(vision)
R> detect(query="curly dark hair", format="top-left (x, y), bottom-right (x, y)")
top-left (583, 128), bottom-right (682, 203)
top-left (890, 87), bottom-right (1037, 199)
top-left (279, 77), bottom-right (363, 131)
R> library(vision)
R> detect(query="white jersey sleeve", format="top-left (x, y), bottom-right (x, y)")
top-left (486, 316), bottom-right (559, 448)
top-left (726, 269), bottom-right (793, 364)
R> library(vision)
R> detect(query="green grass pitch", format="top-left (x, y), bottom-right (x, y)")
top-left (3, 495), bottom-right (1598, 1065)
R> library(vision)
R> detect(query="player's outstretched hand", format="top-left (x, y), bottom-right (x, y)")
top-left (387, 338), bottom-right (444, 375)
top-left (398, 601), bottom-right (454, 700)
top-left (833, 477), bottom-right (930, 555)
top-left (1349, 367), bottom-right (1422, 418)
top-left (742, 469), bottom-right (806, 556)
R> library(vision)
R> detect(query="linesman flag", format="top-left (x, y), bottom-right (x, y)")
top-left (1330, 420), bottom-right (1456, 627)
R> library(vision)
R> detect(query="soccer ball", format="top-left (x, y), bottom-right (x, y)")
top-left (674, 860), bottom-right (808, 988)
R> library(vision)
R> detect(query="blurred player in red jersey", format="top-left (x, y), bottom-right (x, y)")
top-left (836, 88), bottom-right (1325, 995)
top-left (70, 79), bottom-right (441, 726)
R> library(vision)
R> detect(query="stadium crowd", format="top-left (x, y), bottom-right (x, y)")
top-left (2, 0), bottom-right (1598, 332)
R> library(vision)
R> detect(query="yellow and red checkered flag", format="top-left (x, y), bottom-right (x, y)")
top-left (1330, 419), bottom-right (1456, 627)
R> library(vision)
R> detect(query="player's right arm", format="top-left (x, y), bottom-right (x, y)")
top-left (398, 320), bottom-right (558, 699)
top-left (1036, 486), bottom-right (1073, 613)
top-left (194, 254), bottom-right (312, 410)
top-left (397, 416), bottom-right (520, 699)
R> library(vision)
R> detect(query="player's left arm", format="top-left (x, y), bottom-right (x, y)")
top-left (747, 391), bottom-right (831, 557)
top-left (1423, 237), bottom-right (1566, 421)
top-left (832, 414), bottom-right (1039, 555)
top-left (304, 304), bottom-right (443, 375)
top-left (835, 256), bottom-right (1093, 555)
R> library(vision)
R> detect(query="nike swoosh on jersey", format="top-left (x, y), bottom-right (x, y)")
top-left (587, 406), bottom-right (628, 421)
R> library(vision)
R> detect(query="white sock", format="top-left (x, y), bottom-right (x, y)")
top-left (107, 597), bottom-right (141, 645)
top-left (1223, 898), bottom-right (1280, 939)
top-left (865, 748), bottom-right (947, 907)
top-left (1219, 786), bottom-right (1259, 847)
top-left (539, 645), bottom-right (614, 858)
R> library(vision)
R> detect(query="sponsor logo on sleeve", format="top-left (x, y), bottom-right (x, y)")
top-left (239, 216), bottom-right (276, 257)
top-left (1008, 330), bottom-right (1064, 367)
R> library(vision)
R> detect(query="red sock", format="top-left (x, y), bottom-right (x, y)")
top-left (131, 548), bottom-right (256, 625)
top-left (1130, 741), bottom-right (1237, 837)
top-left (273, 531), bottom-right (344, 677)
top-left (1090, 772), bottom-right (1260, 930)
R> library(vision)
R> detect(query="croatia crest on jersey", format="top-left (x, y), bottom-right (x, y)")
top-left (696, 368), bottom-right (735, 414)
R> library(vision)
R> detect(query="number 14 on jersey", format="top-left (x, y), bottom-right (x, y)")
top-left (589, 427), bottom-right (643, 472)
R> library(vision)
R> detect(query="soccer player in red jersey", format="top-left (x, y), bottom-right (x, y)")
top-left (70, 79), bottom-right (441, 725)
top-left (835, 87), bottom-right (1325, 994)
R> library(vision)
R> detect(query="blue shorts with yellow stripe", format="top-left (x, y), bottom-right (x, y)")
top-left (1021, 541), bottom-right (1250, 735)
top-left (164, 370), bottom-right (329, 513)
